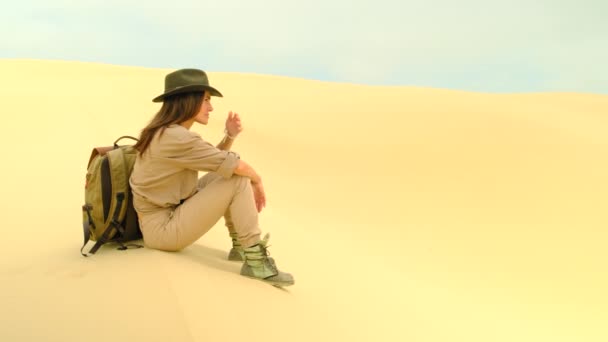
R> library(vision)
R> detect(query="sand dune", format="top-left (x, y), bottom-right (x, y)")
top-left (1, 59), bottom-right (607, 342)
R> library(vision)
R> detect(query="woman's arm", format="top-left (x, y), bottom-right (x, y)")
top-left (233, 159), bottom-right (266, 212)
top-left (219, 111), bottom-right (242, 150)
top-left (216, 134), bottom-right (234, 151)
top-left (233, 159), bottom-right (262, 184)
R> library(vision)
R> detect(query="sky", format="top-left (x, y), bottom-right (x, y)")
top-left (1, 0), bottom-right (607, 93)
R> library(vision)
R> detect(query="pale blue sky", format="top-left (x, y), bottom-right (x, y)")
top-left (1, 0), bottom-right (607, 93)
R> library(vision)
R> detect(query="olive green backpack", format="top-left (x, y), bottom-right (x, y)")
top-left (81, 136), bottom-right (143, 256)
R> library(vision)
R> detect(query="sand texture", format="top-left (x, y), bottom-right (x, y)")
top-left (1, 60), bottom-right (607, 342)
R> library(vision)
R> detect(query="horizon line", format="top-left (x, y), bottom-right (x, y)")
top-left (3, 57), bottom-right (608, 97)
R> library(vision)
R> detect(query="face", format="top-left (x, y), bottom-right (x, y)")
top-left (193, 91), bottom-right (213, 125)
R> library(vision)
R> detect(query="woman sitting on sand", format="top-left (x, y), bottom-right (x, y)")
top-left (129, 68), bottom-right (294, 287)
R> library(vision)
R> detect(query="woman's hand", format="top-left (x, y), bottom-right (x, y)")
top-left (251, 181), bottom-right (266, 213)
top-left (225, 111), bottom-right (243, 138)
top-left (233, 160), bottom-right (265, 212)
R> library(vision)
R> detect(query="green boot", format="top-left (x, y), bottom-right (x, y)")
top-left (228, 232), bottom-right (245, 261)
top-left (240, 233), bottom-right (294, 287)
top-left (229, 232), bottom-right (276, 266)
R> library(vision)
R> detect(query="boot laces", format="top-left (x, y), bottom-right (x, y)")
top-left (260, 243), bottom-right (272, 257)
top-left (263, 245), bottom-right (278, 273)
top-left (260, 233), bottom-right (272, 257)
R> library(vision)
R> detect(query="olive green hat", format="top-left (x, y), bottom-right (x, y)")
top-left (152, 68), bottom-right (223, 102)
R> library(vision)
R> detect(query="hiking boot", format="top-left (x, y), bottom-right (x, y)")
top-left (228, 232), bottom-right (245, 261)
top-left (229, 232), bottom-right (277, 266)
top-left (240, 233), bottom-right (294, 287)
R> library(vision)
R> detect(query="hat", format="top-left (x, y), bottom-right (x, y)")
top-left (152, 68), bottom-right (223, 102)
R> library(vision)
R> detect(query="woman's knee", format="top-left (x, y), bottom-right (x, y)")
top-left (231, 174), bottom-right (251, 191)
top-left (200, 174), bottom-right (249, 197)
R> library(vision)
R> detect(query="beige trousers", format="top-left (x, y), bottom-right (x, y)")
top-left (134, 173), bottom-right (261, 252)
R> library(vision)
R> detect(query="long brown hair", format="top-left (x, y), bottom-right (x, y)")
top-left (134, 91), bottom-right (204, 155)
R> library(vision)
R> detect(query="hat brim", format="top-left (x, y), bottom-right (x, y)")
top-left (152, 84), bottom-right (223, 102)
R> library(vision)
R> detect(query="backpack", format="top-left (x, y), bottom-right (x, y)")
top-left (81, 136), bottom-right (143, 256)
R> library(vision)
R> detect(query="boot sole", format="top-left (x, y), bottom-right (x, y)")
top-left (243, 275), bottom-right (295, 287)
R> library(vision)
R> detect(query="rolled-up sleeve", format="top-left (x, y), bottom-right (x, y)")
top-left (158, 129), bottom-right (241, 178)
top-left (215, 151), bottom-right (240, 178)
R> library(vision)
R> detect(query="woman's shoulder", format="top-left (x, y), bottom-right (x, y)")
top-left (163, 124), bottom-right (202, 142)
top-left (150, 125), bottom-right (205, 156)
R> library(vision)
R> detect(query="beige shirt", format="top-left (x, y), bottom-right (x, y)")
top-left (129, 124), bottom-right (240, 212)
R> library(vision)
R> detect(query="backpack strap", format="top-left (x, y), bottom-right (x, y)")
top-left (80, 204), bottom-right (94, 257)
top-left (114, 136), bottom-right (139, 147)
top-left (81, 193), bottom-right (142, 256)
top-left (107, 149), bottom-right (129, 206)
top-left (101, 148), bottom-right (129, 235)
top-left (86, 192), bottom-right (125, 256)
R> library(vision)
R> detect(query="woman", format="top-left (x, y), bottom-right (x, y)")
top-left (129, 68), bottom-right (294, 287)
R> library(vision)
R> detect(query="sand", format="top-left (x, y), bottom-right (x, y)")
top-left (1, 59), bottom-right (607, 342)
